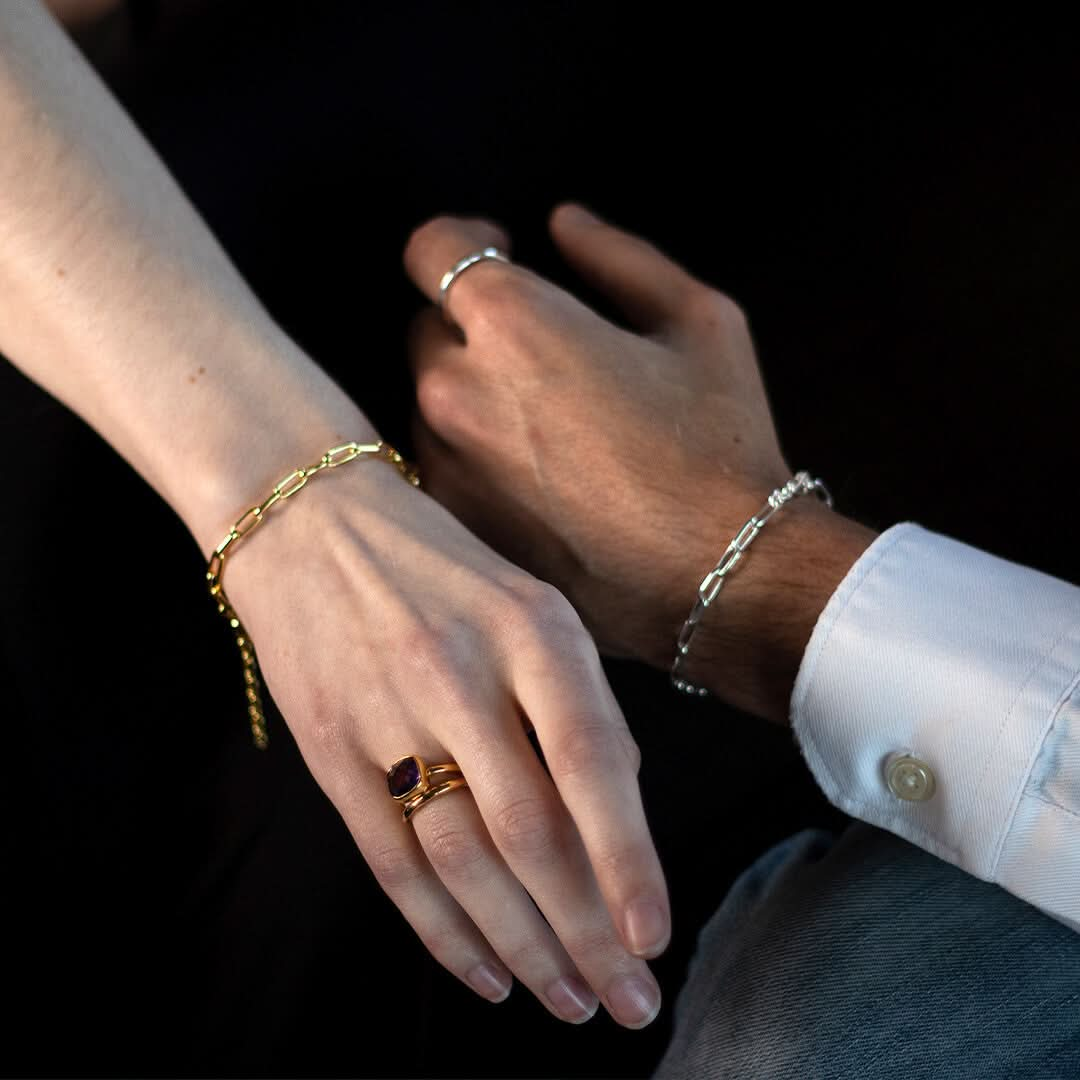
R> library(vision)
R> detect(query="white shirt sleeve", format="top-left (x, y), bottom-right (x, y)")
top-left (791, 522), bottom-right (1080, 932)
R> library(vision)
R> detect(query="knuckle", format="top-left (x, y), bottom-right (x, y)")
top-left (501, 937), bottom-right (548, 973)
top-left (491, 794), bottom-right (561, 860)
top-left (547, 720), bottom-right (623, 782)
top-left (561, 921), bottom-right (621, 965)
top-left (366, 842), bottom-right (423, 894)
top-left (284, 677), bottom-right (346, 751)
top-left (681, 284), bottom-right (747, 332)
top-left (463, 268), bottom-right (532, 332)
top-left (399, 621), bottom-right (441, 672)
top-left (590, 837), bottom-right (649, 886)
top-left (475, 267), bottom-right (527, 310)
top-left (423, 822), bottom-right (487, 878)
top-left (510, 583), bottom-right (602, 683)
top-left (398, 622), bottom-right (476, 714)
top-left (303, 703), bottom-right (346, 752)
top-left (416, 367), bottom-right (466, 434)
top-left (516, 580), bottom-right (581, 640)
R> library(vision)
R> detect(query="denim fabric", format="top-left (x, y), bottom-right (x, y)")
top-left (655, 824), bottom-right (1080, 1080)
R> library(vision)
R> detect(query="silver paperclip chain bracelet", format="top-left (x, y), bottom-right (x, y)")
top-left (670, 471), bottom-right (833, 695)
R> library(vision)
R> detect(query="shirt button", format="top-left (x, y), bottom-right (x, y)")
top-left (886, 755), bottom-right (936, 802)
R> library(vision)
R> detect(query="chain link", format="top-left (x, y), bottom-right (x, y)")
top-left (207, 440), bottom-right (419, 748)
top-left (670, 471), bottom-right (833, 696)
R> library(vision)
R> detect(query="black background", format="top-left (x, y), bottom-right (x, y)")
top-left (1, 4), bottom-right (1078, 1077)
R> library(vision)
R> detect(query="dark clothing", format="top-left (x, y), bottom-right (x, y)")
top-left (1, 6), bottom-right (1078, 1075)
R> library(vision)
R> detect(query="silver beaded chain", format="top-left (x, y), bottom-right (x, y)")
top-left (670, 472), bottom-right (833, 695)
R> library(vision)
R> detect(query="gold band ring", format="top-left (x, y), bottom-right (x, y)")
top-left (386, 754), bottom-right (468, 822)
top-left (402, 777), bottom-right (470, 822)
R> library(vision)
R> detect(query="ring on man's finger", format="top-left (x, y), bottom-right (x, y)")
top-left (438, 247), bottom-right (511, 323)
top-left (386, 754), bottom-right (470, 823)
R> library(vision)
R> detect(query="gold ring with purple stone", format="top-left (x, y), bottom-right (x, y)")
top-left (386, 755), bottom-right (469, 823)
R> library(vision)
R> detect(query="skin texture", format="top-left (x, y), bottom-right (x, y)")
top-left (405, 207), bottom-right (878, 725)
top-left (0, 5), bottom-right (668, 1027)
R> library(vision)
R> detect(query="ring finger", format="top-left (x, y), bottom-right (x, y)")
top-left (401, 752), bottom-right (603, 1024)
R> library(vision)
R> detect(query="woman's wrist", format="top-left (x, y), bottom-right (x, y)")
top-left (171, 334), bottom-right (382, 560)
top-left (0, 4), bottom-right (382, 560)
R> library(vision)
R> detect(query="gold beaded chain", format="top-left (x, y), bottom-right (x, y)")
top-left (206, 440), bottom-right (419, 748)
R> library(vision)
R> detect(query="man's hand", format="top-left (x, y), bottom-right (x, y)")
top-left (404, 207), bottom-right (876, 723)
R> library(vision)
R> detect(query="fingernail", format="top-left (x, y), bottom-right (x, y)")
top-left (557, 202), bottom-right (599, 225)
top-left (466, 963), bottom-right (512, 1003)
top-left (546, 974), bottom-right (600, 1024)
top-left (607, 974), bottom-right (661, 1029)
top-left (624, 900), bottom-right (670, 958)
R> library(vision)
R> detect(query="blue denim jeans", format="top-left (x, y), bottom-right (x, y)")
top-left (655, 824), bottom-right (1080, 1079)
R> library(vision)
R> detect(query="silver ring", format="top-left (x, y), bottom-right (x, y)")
top-left (438, 247), bottom-right (511, 318)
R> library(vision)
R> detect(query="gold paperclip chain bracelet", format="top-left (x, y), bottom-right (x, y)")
top-left (206, 440), bottom-right (419, 748)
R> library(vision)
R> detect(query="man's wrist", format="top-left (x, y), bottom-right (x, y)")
top-left (664, 498), bottom-right (877, 724)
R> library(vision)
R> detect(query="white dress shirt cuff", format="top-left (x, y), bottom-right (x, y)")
top-left (790, 522), bottom-right (1080, 928)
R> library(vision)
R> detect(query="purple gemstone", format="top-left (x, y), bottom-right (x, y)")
top-left (388, 757), bottom-right (421, 798)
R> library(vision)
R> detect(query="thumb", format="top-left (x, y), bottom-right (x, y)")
top-left (548, 203), bottom-right (701, 334)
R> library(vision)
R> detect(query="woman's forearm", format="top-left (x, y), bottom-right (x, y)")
top-left (0, 2), bottom-right (376, 556)
top-left (0, 12), bottom-right (681, 1024)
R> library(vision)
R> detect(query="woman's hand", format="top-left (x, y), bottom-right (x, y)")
top-left (0, 6), bottom-right (664, 1030)
top-left (404, 209), bottom-right (875, 723)
top-left (222, 453), bottom-right (668, 1028)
